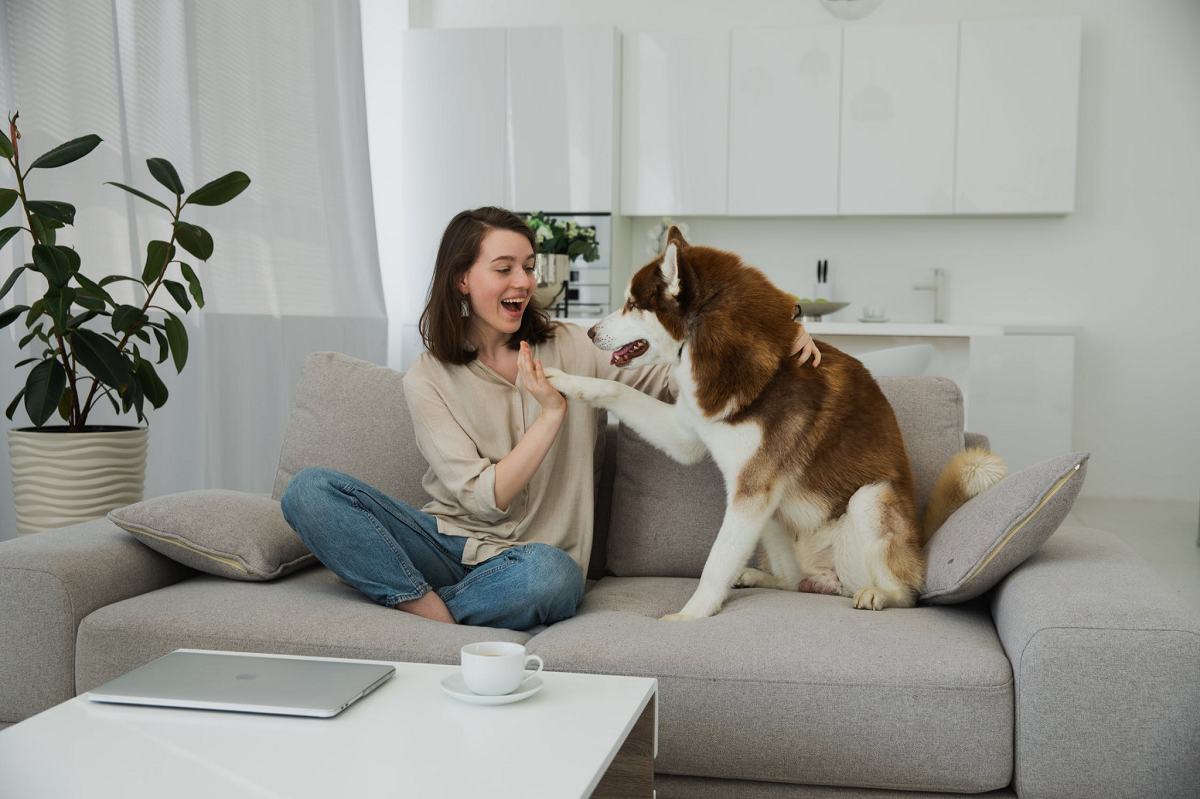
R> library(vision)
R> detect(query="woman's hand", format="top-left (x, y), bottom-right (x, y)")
top-left (518, 341), bottom-right (567, 415)
top-left (791, 322), bottom-right (821, 367)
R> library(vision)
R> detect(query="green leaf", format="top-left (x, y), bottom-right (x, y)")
top-left (0, 129), bottom-right (12, 159)
top-left (73, 294), bottom-right (105, 311)
top-left (66, 309), bottom-right (102, 329)
top-left (28, 134), bottom-right (103, 170)
top-left (153, 327), bottom-right (169, 364)
top-left (164, 311), bottom-right (188, 373)
top-left (162, 279), bottom-right (192, 312)
top-left (98, 274), bottom-right (145, 288)
top-left (1, 264), bottom-right (26, 302)
top-left (133, 328), bottom-right (150, 343)
top-left (6, 388), bottom-right (26, 421)
top-left (105, 181), bottom-right (171, 212)
top-left (134, 358), bottom-right (168, 409)
top-left (72, 272), bottom-right (115, 307)
top-left (24, 358), bottom-right (66, 427)
top-left (0, 188), bottom-right (18, 218)
top-left (70, 327), bottom-right (132, 393)
top-left (44, 286), bottom-right (76, 332)
top-left (0, 226), bottom-right (21, 252)
top-left (0, 304), bottom-right (30, 330)
top-left (103, 387), bottom-right (119, 415)
top-left (54, 245), bottom-right (81, 272)
top-left (178, 262), bottom-right (205, 308)
top-left (14, 357), bottom-right (38, 368)
top-left (185, 170), bottom-right (250, 206)
top-left (147, 158), bottom-right (184, 196)
top-left (142, 240), bottom-right (175, 284)
top-left (32, 244), bottom-right (71, 287)
top-left (57, 385), bottom-right (73, 421)
top-left (172, 221), bottom-right (213, 260)
top-left (18, 323), bottom-right (43, 348)
top-left (30, 214), bottom-right (57, 246)
top-left (120, 372), bottom-right (145, 423)
top-left (26, 200), bottom-right (76, 225)
top-left (111, 304), bottom-right (145, 334)
top-left (24, 299), bottom-right (44, 327)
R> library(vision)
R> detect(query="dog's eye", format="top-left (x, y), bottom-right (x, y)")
top-left (625, 298), bottom-right (634, 310)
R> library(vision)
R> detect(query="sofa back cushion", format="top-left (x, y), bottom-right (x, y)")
top-left (272, 352), bottom-right (431, 508)
top-left (606, 376), bottom-right (966, 578)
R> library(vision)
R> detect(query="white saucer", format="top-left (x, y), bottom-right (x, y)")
top-left (440, 672), bottom-right (544, 705)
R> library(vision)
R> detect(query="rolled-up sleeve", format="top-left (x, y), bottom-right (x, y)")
top-left (403, 380), bottom-right (510, 523)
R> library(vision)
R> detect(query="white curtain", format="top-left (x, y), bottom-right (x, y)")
top-left (0, 0), bottom-right (386, 541)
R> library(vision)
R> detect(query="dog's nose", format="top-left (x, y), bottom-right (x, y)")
top-left (587, 325), bottom-right (597, 341)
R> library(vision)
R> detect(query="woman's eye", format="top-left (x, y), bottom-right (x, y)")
top-left (525, 266), bottom-right (535, 273)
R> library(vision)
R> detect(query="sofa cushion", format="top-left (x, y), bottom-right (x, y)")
top-left (607, 376), bottom-right (966, 578)
top-left (526, 578), bottom-right (1013, 793)
top-left (922, 452), bottom-right (1089, 604)
top-left (271, 352), bottom-right (430, 507)
top-left (74, 566), bottom-right (532, 695)
top-left (108, 490), bottom-right (316, 581)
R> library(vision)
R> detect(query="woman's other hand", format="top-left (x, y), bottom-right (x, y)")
top-left (791, 322), bottom-right (821, 367)
top-left (519, 341), bottom-right (567, 415)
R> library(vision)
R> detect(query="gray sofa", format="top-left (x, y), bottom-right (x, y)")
top-left (2, 351), bottom-right (1197, 798)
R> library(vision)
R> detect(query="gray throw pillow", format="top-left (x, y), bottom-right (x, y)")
top-left (921, 452), bottom-right (1089, 604)
top-left (109, 490), bottom-right (317, 581)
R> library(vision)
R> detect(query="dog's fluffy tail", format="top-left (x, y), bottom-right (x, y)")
top-left (921, 447), bottom-right (1009, 544)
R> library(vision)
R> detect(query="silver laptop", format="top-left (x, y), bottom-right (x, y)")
top-left (87, 650), bottom-right (395, 718)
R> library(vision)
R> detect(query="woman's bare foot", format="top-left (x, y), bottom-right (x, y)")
top-left (396, 590), bottom-right (457, 624)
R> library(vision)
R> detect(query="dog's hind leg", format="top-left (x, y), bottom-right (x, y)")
top-left (736, 517), bottom-right (801, 591)
top-left (833, 483), bottom-right (924, 611)
top-left (666, 496), bottom-right (779, 620)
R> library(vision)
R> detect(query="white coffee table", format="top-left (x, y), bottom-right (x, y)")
top-left (0, 650), bottom-right (658, 798)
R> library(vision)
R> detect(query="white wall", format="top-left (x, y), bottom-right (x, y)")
top-left (378, 0), bottom-right (1200, 502)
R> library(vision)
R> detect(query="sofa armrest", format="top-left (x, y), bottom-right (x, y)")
top-left (964, 431), bottom-right (990, 450)
top-left (990, 525), bottom-right (1200, 799)
top-left (0, 517), bottom-right (193, 723)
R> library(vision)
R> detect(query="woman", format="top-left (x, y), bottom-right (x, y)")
top-left (281, 207), bottom-right (820, 630)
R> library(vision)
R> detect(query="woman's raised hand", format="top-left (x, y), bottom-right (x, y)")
top-left (793, 322), bottom-right (821, 367)
top-left (518, 341), bottom-right (567, 415)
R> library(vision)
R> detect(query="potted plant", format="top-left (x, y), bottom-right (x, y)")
top-left (522, 211), bottom-right (599, 308)
top-left (0, 112), bottom-right (250, 535)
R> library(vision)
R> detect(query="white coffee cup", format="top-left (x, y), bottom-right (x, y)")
top-left (460, 641), bottom-right (544, 696)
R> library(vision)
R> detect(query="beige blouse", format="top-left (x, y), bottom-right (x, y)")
top-left (402, 321), bottom-right (675, 575)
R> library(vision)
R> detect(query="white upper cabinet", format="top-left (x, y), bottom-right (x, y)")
top-left (621, 31), bottom-right (730, 216)
top-left (507, 27), bottom-right (619, 213)
top-left (400, 28), bottom-right (507, 323)
top-left (955, 18), bottom-right (1082, 214)
top-left (839, 23), bottom-right (959, 215)
top-left (728, 27), bottom-right (842, 216)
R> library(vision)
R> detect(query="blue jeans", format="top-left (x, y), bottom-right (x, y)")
top-left (279, 467), bottom-right (585, 630)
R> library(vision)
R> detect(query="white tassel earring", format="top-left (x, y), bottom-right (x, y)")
top-left (460, 298), bottom-right (470, 317)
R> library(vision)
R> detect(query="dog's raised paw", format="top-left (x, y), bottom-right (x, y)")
top-left (659, 613), bottom-right (697, 622)
top-left (735, 567), bottom-right (770, 588)
top-left (852, 587), bottom-right (887, 611)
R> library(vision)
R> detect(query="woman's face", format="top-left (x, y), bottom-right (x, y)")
top-left (458, 229), bottom-right (536, 341)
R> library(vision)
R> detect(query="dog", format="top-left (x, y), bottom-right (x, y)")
top-left (543, 227), bottom-right (1003, 620)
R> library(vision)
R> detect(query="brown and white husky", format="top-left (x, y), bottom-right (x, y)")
top-left (544, 227), bottom-right (1002, 620)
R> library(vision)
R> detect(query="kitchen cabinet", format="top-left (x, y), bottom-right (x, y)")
top-left (620, 31), bottom-right (730, 216)
top-left (506, 26), bottom-right (619, 213)
top-left (955, 17), bottom-right (1082, 214)
top-left (728, 27), bottom-right (842, 216)
top-left (839, 22), bottom-right (959, 215)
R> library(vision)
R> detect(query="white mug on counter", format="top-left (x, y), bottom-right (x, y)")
top-left (461, 641), bottom-right (544, 696)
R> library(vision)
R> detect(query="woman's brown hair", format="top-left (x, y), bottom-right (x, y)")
top-left (419, 207), bottom-right (556, 365)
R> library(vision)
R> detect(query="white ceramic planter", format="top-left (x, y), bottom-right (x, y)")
top-left (7, 426), bottom-right (148, 536)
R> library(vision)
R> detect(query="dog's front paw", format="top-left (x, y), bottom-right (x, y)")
top-left (542, 367), bottom-right (615, 406)
top-left (852, 586), bottom-right (887, 610)
top-left (659, 613), bottom-right (698, 622)
top-left (735, 567), bottom-right (776, 589)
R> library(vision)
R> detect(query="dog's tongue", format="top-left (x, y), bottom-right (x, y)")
top-left (611, 342), bottom-right (637, 366)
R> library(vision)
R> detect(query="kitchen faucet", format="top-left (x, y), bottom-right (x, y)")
top-left (913, 268), bottom-right (945, 323)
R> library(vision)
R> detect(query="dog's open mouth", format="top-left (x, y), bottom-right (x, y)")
top-left (611, 339), bottom-right (649, 367)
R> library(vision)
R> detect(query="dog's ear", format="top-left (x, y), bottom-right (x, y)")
top-left (660, 242), bottom-right (682, 298)
top-left (665, 225), bottom-right (690, 248)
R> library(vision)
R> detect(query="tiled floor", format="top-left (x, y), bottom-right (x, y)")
top-left (1066, 498), bottom-right (1200, 611)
